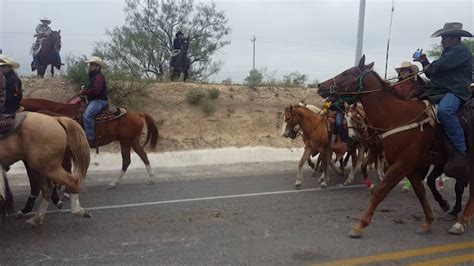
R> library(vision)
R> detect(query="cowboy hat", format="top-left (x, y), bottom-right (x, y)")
top-left (431, 22), bottom-right (472, 37)
top-left (40, 17), bottom-right (51, 24)
top-left (395, 61), bottom-right (419, 74)
top-left (0, 55), bottom-right (20, 69)
top-left (175, 31), bottom-right (184, 37)
top-left (84, 56), bottom-right (108, 70)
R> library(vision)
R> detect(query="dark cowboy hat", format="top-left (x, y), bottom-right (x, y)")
top-left (175, 31), bottom-right (184, 37)
top-left (431, 22), bottom-right (472, 37)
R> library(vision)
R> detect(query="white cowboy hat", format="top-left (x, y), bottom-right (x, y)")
top-left (395, 61), bottom-right (419, 74)
top-left (431, 22), bottom-right (472, 37)
top-left (0, 55), bottom-right (20, 69)
top-left (84, 56), bottom-right (108, 70)
top-left (40, 17), bottom-right (51, 23)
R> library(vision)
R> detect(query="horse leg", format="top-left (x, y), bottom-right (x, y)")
top-left (51, 64), bottom-right (54, 77)
top-left (449, 179), bottom-right (472, 234)
top-left (132, 140), bottom-right (155, 185)
top-left (296, 147), bottom-right (311, 187)
top-left (349, 162), bottom-right (408, 238)
top-left (47, 166), bottom-right (91, 218)
top-left (319, 149), bottom-right (329, 188)
top-left (425, 165), bottom-right (449, 213)
top-left (25, 176), bottom-right (52, 226)
top-left (17, 162), bottom-right (41, 217)
top-left (108, 143), bottom-right (132, 189)
top-left (344, 146), bottom-right (362, 186)
top-left (408, 174), bottom-right (436, 234)
top-left (446, 181), bottom-right (465, 220)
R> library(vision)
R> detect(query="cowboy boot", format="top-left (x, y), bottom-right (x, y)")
top-left (444, 151), bottom-right (470, 187)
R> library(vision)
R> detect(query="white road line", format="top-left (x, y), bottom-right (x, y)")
top-left (45, 184), bottom-right (366, 214)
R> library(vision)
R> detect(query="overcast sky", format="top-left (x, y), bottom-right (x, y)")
top-left (0, 0), bottom-right (472, 82)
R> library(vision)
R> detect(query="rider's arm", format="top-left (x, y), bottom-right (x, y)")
top-left (84, 75), bottom-right (105, 96)
top-left (425, 46), bottom-right (471, 77)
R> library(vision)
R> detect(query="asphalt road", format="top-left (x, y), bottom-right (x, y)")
top-left (1, 162), bottom-right (473, 265)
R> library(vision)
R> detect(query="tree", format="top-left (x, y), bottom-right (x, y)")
top-left (95, 0), bottom-right (231, 80)
top-left (427, 39), bottom-right (474, 59)
top-left (282, 71), bottom-right (307, 87)
top-left (244, 69), bottom-right (263, 89)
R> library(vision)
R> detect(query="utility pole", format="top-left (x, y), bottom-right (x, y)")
top-left (251, 35), bottom-right (256, 70)
top-left (354, 0), bottom-right (366, 66)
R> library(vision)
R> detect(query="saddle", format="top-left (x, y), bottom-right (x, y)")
top-left (71, 97), bottom-right (127, 125)
top-left (325, 110), bottom-right (349, 160)
top-left (0, 112), bottom-right (27, 138)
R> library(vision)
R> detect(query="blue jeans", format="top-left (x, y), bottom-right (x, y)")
top-left (335, 111), bottom-right (349, 143)
top-left (437, 93), bottom-right (466, 153)
top-left (83, 99), bottom-right (108, 141)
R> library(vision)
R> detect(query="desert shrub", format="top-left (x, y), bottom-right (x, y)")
top-left (186, 89), bottom-right (206, 105)
top-left (208, 88), bottom-right (220, 100)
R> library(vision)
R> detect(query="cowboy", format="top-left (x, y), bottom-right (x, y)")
top-left (31, 17), bottom-right (62, 71)
top-left (393, 61), bottom-right (424, 99)
top-left (170, 31), bottom-right (186, 69)
top-left (324, 95), bottom-right (351, 149)
top-left (413, 22), bottom-right (472, 182)
top-left (0, 55), bottom-right (22, 114)
top-left (80, 56), bottom-right (108, 147)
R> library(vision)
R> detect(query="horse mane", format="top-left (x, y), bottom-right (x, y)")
top-left (369, 70), bottom-right (415, 101)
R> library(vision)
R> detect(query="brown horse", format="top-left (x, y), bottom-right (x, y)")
top-left (318, 55), bottom-right (473, 237)
top-left (20, 97), bottom-right (159, 189)
top-left (37, 30), bottom-right (62, 78)
top-left (0, 111), bottom-right (91, 226)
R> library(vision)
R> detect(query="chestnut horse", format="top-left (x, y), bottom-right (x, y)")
top-left (20, 97), bottom-right (159, 189)
top-left (0, 112), bottom-right (91, 226)
top-left (318, 55), bottom-right (473, 237)
top-left (37, 30), bottom-right (62, 78)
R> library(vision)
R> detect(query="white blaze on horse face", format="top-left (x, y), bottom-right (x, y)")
top-left (346, 112), bottom-right (357, 138)
top-left (281, 115), bottom-right (288, 137)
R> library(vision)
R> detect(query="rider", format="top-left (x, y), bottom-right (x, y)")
top-left (393, 61), bottom-right (423, 100)
top-left (0, 55), bottom-right (22, 115)
top-left (323, 95), bottom-right (350, 151)
top-left (80, 56), bottom-right (109, 147)
top-left (413, 22), bottom-right (472, 183)
top-left (170, 31), bottom-right (186, 69)
top-left (31, 17), bottom-right (62, 71)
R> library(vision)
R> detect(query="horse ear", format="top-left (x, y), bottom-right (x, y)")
top-left (358, 55), bottom-right (366, 69)
top-left (367, 62), bottom-right (374, 70)
top-left (58, 30), bottom-right (61, 33)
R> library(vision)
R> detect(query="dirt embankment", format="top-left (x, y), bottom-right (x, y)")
top-left (22, 77), bottom-right (325, 152)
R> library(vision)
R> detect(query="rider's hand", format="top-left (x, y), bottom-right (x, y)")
top-left (412, 49), bottom-right (427, 63)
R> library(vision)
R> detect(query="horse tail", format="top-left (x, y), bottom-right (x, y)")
top-left (138, 113), bottom-right (159, 151)
top-left (56, 117), bottom-right (90, 186)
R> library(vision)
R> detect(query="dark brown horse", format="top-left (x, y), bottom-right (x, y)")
top-left (20, 97), bottom-right (159, 189)
top-left (170, 38), bottom-right (190, 82)
top-left (318, 55), bottom-right (473, 237)
top-left (37, 30), bottom-right (62, 78)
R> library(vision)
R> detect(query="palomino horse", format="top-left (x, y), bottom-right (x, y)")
top-left (0, 112), bottom-right (91, 226)
top-left (37, 30), bottom-right (61, 78)
top-left (318, 55), bottom-right (473, 237)
top-left (20, 97), bottom-right (159, 189)
top-left (170, 38), bottom-right (190, 82)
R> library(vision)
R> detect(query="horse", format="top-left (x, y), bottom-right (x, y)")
top-left (36, 30), bottom-right (62, 78)
top-left (0, 111), bottom-right (91, 226)
top-left (318, 55), bottom-right (473, 237)
top-left (170, 38), bottom-right (190, 82)
top-left (20, 97), bottom-right (159, 189)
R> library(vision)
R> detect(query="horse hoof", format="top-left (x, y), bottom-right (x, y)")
top-left (349, 228), bottom-right (363, 238)
top-left (15, 211), bottom-right (26, 219)
top-left (448, 223), bottom-right (465, 235)
top-left (63, 193), bottom-right (70, 201)
top-left (295, 180), bottom-right (302, 187)
top-left (82, 209), bottom-right (92, 218)
top-left (441, 203), bottom-right (450, 213)
top-left (107, 182), bottom-right (117, 190)
top-left (343, 180), bottom-right (352, 186)
top-left (444, 214), bottom-right (457, 222)
top-left (147, 180), bottom-right (155, 185)
top-left (56, 201), bottom-right (63, 210)
top-left (416, 227), bottom-right (432, 235)
top-left (320, 182), bottom-right (328, 189)
top-left (25, 216), bottom-right (41, 226)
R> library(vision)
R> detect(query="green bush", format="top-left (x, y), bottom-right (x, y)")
top-left (244, 69), bottom-right (263, 89)
top-left (65, 55), bottom-right (89, 87)
top-left (186, 89), bottom-right (206, 105)
top-left (200, 100), bottom-right (216, 116)
top-left (208, 88), bottom-right (220, 100)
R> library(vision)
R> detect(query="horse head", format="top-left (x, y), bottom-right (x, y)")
top-left (318, 55), bottom-right (374, 98)
top-left (281, 106), bottom-right (299, 139)
top-left (48, 30), bottom-right (62, 50)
